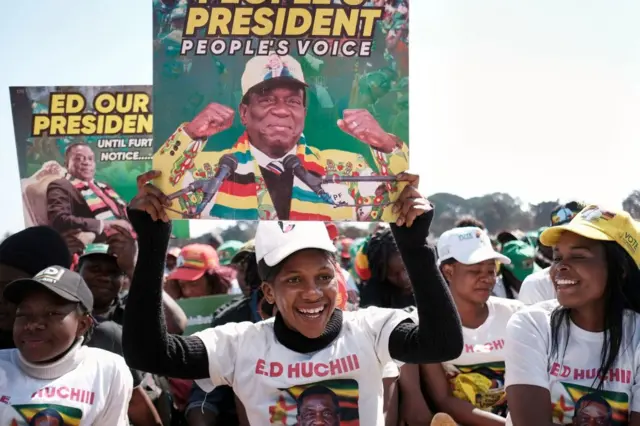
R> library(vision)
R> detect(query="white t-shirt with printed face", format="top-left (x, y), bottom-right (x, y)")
top-left (194, 306), bottom-right (412, 426)
top-left (505, 300), bottom-right (640, 425)
top-left (517, 267), bottom-right (556, 305)
top-left (442, 296), bottom-right (523, 414)
top-left (0, 346), bottom-right (133, 425)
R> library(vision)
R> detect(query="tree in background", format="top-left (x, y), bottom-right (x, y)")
top-left (623, 191), bottom-right (640, 219)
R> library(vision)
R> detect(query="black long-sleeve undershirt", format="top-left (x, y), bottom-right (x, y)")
top-left (122, 208), bottom-right (463, 378)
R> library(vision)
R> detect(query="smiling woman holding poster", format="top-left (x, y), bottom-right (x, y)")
top-left (122, 170), bottom-right (462, 425)
top-left (152, 0), bottom-right (410, 222)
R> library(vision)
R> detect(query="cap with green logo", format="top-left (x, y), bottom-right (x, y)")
top-left (81, 243), bottom-right (111, 258)
top-left (501, 240), bottom-right (541, 282)
top-left (217, 240), bottom-right (244, 266)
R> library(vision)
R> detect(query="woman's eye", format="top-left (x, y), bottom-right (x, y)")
top-left (286, 277), bottom-right (301, 284)
top-left (319, 275), bottom-right (333, 281)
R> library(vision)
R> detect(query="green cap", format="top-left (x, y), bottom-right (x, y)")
top-left (501, 240), bottom-right (540, 282)
top-left (217, 240), bottom-right (244, 266)
top-left (82, 243), bottom-right (111, 257)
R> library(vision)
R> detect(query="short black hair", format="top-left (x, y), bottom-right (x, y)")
top-left (454, 216), bottom-right (486, 230)
top-left (297, 385), bottom-right (340, 414)
top-left (573, 393), bottom-right (612, 417)
top-left (64, 141), bottom-right (92, 167)
top-left (0, 226), bottom-right (71, 275)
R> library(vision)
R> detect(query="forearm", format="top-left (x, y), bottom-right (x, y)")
top-left (128, 387), bottom-right (163, 426)
top-left (438, 397), bottom-right (506, 426)
top-left (162, 290), bottom-right (188, 334)
top-left (122, 208), bottom-right (209, 378)
top-left (388, 210), bottom-right (463, 363)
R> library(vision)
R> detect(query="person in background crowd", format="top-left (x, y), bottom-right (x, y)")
top-left (0, 266), bottom-right (132, 425)
top-left (228, 240), bottom-right (256, 297)
top-left (423, 226), bottom-right (523, 425)
top-left (78, 242), bottom-right (187, 334)
top-left (337, 237), bottom-right (354, 270)
top-left (122, 170), bottom-right (463, 425)
top-left (0, 226), bottom-right (72, 349)
top-left (186, 246), bottom-right (268, 426)
top-left (165, 244), bottom-right (237, 299)
top-left (358, 227), bottom-right (435, 425)
top-left (505, 206), bottom-right (640, 425)
top-left (454, 216), bottom-right (487, 230)
top-left (493, 240), bottom-right (539, 299)
top-left (217, 240), bottom-right (243, 267)
top-left (518, 201), bottom-right (586, 305)
top-left (217, 240), bottom-right (244, 294)
top-left (77, 243), bottom-right (165, 426)
top-left (166, 247), bottom-right (182, 275)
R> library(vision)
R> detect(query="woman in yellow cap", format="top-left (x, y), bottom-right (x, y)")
top-left (504, 205), bottom-right (640, 426)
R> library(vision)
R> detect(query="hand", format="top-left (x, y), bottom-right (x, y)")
top-left (107, 225), bottom-right (137, 273)
top-left (130, 170), bottom-right (171, 222)
top-left (60, 231), bottom-right (86, 256)
top-left (184, 102), bottom-right (235, 139)
top-left (337, 109), bottom-right (398, 153)
top-left (392, 173), bottom-right (432, 227)
top-left (103, 219), bottom-right (133, 234)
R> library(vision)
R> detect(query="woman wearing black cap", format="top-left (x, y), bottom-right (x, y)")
top-left (123, 171), bottom-right (463, 425)
top-left (0, 266), bottom-right (133, 425)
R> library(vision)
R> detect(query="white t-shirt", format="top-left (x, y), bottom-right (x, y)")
top-left (517, 267), bottom-right (556, 305)
top-left (505, 300), bottom-right (640, 425)
top-left (443, 296), bottom-right (523, 414)
top-left (194, 306), bottom-right (412, 425)
top-left (0, 344), bottom-right (133, 425)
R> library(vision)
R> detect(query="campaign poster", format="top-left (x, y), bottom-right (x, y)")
top-left (152, 0), bottom-right (410, 222)
top-left (175, 294), bottom-right (238, 335)
top-left (9, 85), bottom-right (190, 253)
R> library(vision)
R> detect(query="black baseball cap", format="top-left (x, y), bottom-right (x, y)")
top-left (3, 266), bottom-right (94, 312)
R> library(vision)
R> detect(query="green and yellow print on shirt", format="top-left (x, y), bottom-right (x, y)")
top-left (4, 403), bottom-right (83, 426)
top-left (552, 382), bottom-right (629, 425)
top-left (446, 361), bottom-right (507, 414)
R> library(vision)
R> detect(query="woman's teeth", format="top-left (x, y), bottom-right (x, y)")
top-left (556, 279), bottom-right (577, 286)
top-left (297, 306), bottom-right (325, 318)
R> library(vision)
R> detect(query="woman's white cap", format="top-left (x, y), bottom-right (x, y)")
top-left (437, 226), bottom-right (511, 265)
top-left (255, 221), bottom-right (337, 267)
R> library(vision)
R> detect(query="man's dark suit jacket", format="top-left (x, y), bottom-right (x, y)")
top-left (46, 177), bottom-right (125, 237)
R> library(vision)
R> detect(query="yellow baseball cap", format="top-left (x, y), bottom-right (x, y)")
top-left (539, 205), bottom-right (640, 266)
top-left (241, 54), bottom-right (307, 96)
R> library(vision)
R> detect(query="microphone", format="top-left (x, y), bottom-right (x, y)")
top-left (194, 154), bottom-right (239, 214)
top-left (282, 155), bottom-right (335, 205)
top-left (167, 154), bottom-right (239, 215)
top-left (321, 175), bottom-right (398, 184)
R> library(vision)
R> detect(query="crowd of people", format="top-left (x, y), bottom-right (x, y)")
top-left (0, 172), bottom-right (639, 426)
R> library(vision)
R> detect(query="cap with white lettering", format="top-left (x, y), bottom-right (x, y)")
top-left (437, 227), bottom-right (511, 266)
top-left (3, 266), bottom-right (94, 311)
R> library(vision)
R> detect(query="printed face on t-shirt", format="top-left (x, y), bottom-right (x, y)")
top-left (442, 259), bottom-right (497, 304)
top-left (551, 232), bottom-right (608, 309)
top-left (13, 289), bottom-right (90, 363)
top-left (297, 388), bottom-right (341, 426)
top-left (262, 249), bottom-right (338, 339)
top-left (573, 397), bottom-right (612, 426)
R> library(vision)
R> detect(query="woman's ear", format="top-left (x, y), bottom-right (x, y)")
top-left (440, 264), bottom-right (454, 283)
top-left (261, 281), bottom-right (275, 304)
top-left (76, 314), bottom-right (93, 339)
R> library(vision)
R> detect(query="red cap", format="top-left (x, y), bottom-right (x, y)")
top-left (325, 223), bottom-right (339, 241)
top-left (168, 244), bottom-right (219, 282)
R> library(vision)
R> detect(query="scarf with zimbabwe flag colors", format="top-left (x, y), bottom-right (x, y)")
top-left (209, 132), bottom-right (336, 221)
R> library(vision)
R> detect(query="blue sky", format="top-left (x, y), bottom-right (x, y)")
top-left (0, 0), bottom-right (639, 236)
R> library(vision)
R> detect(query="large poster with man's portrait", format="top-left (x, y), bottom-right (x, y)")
top-left (9, 85), bottom-right (190, 256)
top-left (152, 0), bottom-right (410, 222)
